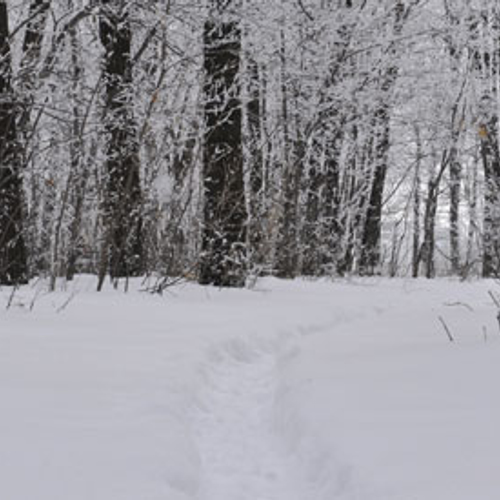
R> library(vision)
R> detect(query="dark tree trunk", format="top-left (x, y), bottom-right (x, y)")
top-left (412, 127), bottom-right (421, 278)
top-left (247, 59), bottom-right (265, 271)
top-left (299, 125), bottom-right (342, 278)
top-left (418, 150), bottom-right (449, 279)
top-left (275, 27), bottom-right (299, 279)
top-left (359, 2), bottom-right (405, 275)
top-left (275, 143), bottom-right (303, 279)
top-left (449, 155), bottom-right (461, 273)
top-left (359, 117), bottom-right (389, 275)
top-left (19, 0), bottom-right (50, 112)
top-left (301, 161), bottom-right (322, 276)
top-left (98, 1), bottom-right (142, 285)
top-left (65, 18), bottom-right (86, 281)
top-left (480, 119), bottom-right (500, 277)
top-left (421, 177), bottom-right (439, 279)
top-left (471, 15), bottom-right (500, 278)
top-left (320, 140), bottom-right (341, 271)
top-left (199, 7), bottom-right (247, 287)
top-left (0, 4), bottom-right (28, 285)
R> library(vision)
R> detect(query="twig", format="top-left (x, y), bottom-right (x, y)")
top-left (438, 316), bottom-right (454, 342)
top-left (56, 292), bottom-right (76, 314)
top-left (145, 274), bottom-right (187, 295)
top-left (444, 301), bottom-right (474, 312)
top-left (29, 287), bottom-right (46, 311)
top-left (5, 285), bottom-right (19, 310)
top-left (296, 0), bottom-right (314, 21)
top-left (487, 291), bottom-right (500, 334)
top-left (132, 22), bottom-right (160, 64)
top-left (488, 290), bottom-right (500, 309)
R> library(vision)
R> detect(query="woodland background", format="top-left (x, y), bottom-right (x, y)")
top-left (0, 0), bottom-right (498, 288)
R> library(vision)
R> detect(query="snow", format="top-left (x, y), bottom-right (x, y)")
top-left (1, 277), bottom-right (499, 500)
top-left (193, 338), bottom-right (308, 500)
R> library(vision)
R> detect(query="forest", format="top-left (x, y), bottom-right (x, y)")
top-left (3, 3), bottom-right (500, 498)
top-left (0, 0), bottom-right (499, 288)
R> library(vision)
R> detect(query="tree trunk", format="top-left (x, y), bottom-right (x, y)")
top-left (301, 161), bottom-right (322, 276)
top-left (0, 3), bottom-right (28, 285)
top-left (19, 0), bottom-right (50, 131)
top-left (275, 25), bottom-right (299, 279)
top-left (449, 155), bottom-right (461, 274)
top-left (359, 124), bottom-right (389, 275)
top-left (480, 120), bottom-right (500, 277)
top-left (412, 127), bottom-right (421, 278)
top-left (444, 5), bottom-right (462, 276)
top-left (65, 1), bottom-right (87, 281)
top-left (421, 178), bottom-right (438, 279)
top-left (98, 0), bottom-right (142, 286)
top-left (464, 151), bottom-right (478, 275)
top-left (359, 2), bottom-right (405, 275)
top-left (199, 4), bottom-right (247, 287)
top-left (419, 150), bottom-right (448, 279)
top-left (247, 59), bottom-right (265, 272)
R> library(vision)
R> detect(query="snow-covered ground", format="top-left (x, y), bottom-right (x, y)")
top-left (1, 277), bottom-right (499, 500)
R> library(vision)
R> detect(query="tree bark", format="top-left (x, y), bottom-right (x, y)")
top-left (98, 0), bottom-right (142, 286)
top-left (480, 120), bottom-right (500, 277)
top-left (418, 150), bottom-right (449, 279)
top-left (412, 126), bottom-right (421, 278)
top-left (199, 4), bottom-right (247, 287)
top-left (247, 59), bottom-right (265, 272)
top-left (19, 0), bottom-right (50, 129)
top-left (421, 177), bottom-right (439, 279)
top-left (275, 24), bottom-right (299, 279)
top-left (0, 3), bottom-right (28, 285)
top-left (449, 155), bottom-right (461, 273)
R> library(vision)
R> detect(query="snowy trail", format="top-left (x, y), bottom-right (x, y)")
top-left (192, 338), bottom-right (306, 500)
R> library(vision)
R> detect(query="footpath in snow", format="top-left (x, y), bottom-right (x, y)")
top-left (192, 338), bottom-right (305, 500)
top-left (191, 334), bottom-right (379, 500)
